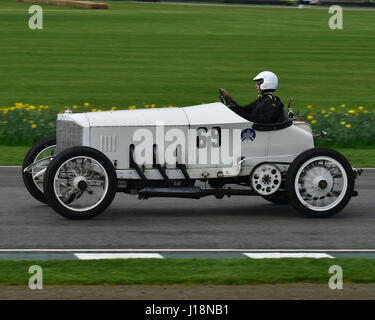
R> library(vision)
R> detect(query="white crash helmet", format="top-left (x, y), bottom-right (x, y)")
top-left (253, 71), bottom-right (278, 91)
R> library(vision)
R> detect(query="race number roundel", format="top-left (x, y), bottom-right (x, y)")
top-left (241, 128), bottom-right (256, 142)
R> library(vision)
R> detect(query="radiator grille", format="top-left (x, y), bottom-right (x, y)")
top-left (56, 120), bottom-right (83, 153)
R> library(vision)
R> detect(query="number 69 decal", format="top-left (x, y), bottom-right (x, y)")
top-left (196, 127), bottom-right (221, 148)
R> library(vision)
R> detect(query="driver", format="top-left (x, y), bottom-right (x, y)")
top-left (229, 71), bottom-right (288, 124)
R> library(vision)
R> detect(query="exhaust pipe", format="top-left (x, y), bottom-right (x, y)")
top-left (138, 186), bottom-right (256, 199)
top-left (138, 187), bottom-right (202, 199)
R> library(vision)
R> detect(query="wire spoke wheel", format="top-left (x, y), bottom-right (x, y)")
top-left (295, 156), bottom-right (347, 211)
top-left (22, 136), bottom-right (56, 204)
top-left (32, 145), bottom-right (56, 192)
top-left (287, 148), bottom-right (354, 218)
top-left (44, 146), bottom-right (117, 219)
top-left (54, 156), bottom-right (109, 212)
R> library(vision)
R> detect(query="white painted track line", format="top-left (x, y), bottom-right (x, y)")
top-left (244, 252), bottom-right (334, 259)
top-left (74, 253), bottom-right (164, 260)
top-left (2, 249), bottom-right (375, 252)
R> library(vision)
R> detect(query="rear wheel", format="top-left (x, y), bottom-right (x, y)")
top-left (22, 136), bottom-right (56, 204)
top-left (43, 146), bottom-right (117, 220)
top-left (286, 148), bottom-right (354, 218)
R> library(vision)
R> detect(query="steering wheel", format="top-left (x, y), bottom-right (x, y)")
top-left (219, 88), bottom-right (238, 108)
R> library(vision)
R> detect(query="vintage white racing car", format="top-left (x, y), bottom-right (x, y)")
top-left (22, 90), bottom-right (361, 219)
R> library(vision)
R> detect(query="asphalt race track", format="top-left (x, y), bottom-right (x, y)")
top-left (0, 167), bottom-right (374, 250)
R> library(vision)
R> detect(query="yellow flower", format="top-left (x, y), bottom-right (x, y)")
top-left (168, 104), bottom-right (174, 108)
top-left (321, 109), bottom-right (326, 114)
top-left (340, 121), bottom-right (346, 125)
top-left (73, 105), bottom-right (78, 109)
top-left (29, 105), bottom-right (35, 110)
top-left (49, 123), bottom-right (54, 126)
top-left (128, 105), bottom-right (137, 110)
top-left (22, 119), bottom-right (27, 122)
top-left (341, 104), bottom-right (346, 108)
top-left (144, 104), bottom-right (149, 108)
top-left (91, 109), bottom-right (97, 112)
top-left (307, 105), bottom-right (313, 109)
top-left (307, 115), bottom-right (313, 120)
top-left (29, 120), bottom-right (34, 124)
top-left (311, 120), bottom-right (317, 124)
top-left (346, 124), bottom-right (351, 128)
top-left (324, 114), bottom-right (329, 118)
top-left (84, 103), bottom-right (90, 107)
top-left (31, 124), bottom-right (37, 128)
top-left (348, 109), bottom-right (355, 114)
top-left (151, 104), bottom-right (156, 108)
top-left (111, 107), bottom-right (117, 111)
top-left (330, 107), bottom-right (335, 111)
top-left (364, 110), bottom-right (369, 114)
top-left (358, 106), bottom-right (364, 111)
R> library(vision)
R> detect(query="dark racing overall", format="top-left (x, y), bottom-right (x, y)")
top-left (230, 93), bottom-right (289, 124)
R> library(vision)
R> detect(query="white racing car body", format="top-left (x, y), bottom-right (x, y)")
top-left (23, 100), bottom-right (360, 220)
top-left (56, 102), bottom-right (314, 178)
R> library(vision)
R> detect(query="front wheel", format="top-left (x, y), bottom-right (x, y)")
top-left (43, 146), bottom-right (117, 220)
top-left (286, 148), bottom-right (354, 218)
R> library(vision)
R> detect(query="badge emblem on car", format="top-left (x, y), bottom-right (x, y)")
top-left (241, 128), bottom-right (256, 142)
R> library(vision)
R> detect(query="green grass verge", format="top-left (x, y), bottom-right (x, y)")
top-left (333, 147), bottom-right (375, 168)
top-left (1, 0), bottom-right (375, 109)
top-left (1, 258), bottom-right (375, 285)
top-left (0, 145), bottom-right (31, 166)
top-left (1, 145), bottom-right (373, 167)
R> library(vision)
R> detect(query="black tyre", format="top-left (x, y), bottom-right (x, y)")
top-left (286, 148), bottom-right (354, 218)
top-left (22, 136), bottom-right (56, 204)
top-left (261, 191), bottom-right (290, 205)
top-left (43, 146), bottom-right (117, 220)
